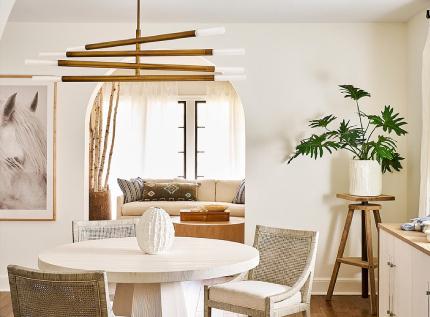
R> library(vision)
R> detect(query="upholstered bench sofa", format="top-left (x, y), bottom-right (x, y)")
top-left (117, 179), bottom-right (244, 219)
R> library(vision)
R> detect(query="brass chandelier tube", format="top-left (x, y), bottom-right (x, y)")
top-left (62, 75), bottom-right (215, 82)
top-left (57, 60), bottom-right (216, 72)
top-left (66, 49), bottom-right (214, 58)
top-left (85, 30), bottom-right (197, 50)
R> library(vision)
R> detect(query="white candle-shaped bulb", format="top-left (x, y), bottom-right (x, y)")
top-left (39, 52), bottom-right (67, 58)
top-left (66, 46), bottom-right (86, 51)
top-left (195, 27), bottom-right (226, 37)
top-left (31, 76), bottom-right (61, 82)
top-left (212, 49), bottom-right (245, 56)
top-left (215, 67), bottom-right (245, 74)
top-left (25, 59), bottom-right (58, 66)
top-left (214, 74), bottom-right (247, 81)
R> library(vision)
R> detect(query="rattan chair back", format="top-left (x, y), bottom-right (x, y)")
top-left (249, 225), bottom-right (318, 288)
top-left (72, 218), bottom-right (139, 242)
top-left (8, 265), bottom-right (111, 317)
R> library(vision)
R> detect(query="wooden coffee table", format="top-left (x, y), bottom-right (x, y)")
top-left (171, 216), bottom-right (245, 243)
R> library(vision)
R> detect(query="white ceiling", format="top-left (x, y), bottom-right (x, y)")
top-left (8, 0), bottom-right (429, 23)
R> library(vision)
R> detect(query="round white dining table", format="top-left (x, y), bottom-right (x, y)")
top-left (38, 237), bottom-right (259, 317)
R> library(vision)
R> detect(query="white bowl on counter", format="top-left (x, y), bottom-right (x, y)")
top-left (423, 221), bottom-right (430, 242)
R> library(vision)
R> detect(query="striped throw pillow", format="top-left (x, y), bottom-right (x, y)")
top-left (232, 179), bottom-right (245, 204)
top-left (117, 177), bottom-right (144, 203)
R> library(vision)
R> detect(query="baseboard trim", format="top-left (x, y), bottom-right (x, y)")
top-left (0, 274), bottom-right (364, 295)
top-left (311, 277), bottom-right (363, 295)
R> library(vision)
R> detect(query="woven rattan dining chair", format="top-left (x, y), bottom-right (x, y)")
top-left (8, 265), bottom-right (115, 317)
top-left (72, 218), bottom-right (140, 301)
top-left (72, 218), bottom-right (139, 242)
top-left (204, 225), bottom-right (319, 317)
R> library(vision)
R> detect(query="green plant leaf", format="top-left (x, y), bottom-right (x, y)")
top-left (337, 120), bottom-right (363, 148)
top-left (339, 85), bottom-right (371, 101)
top-left (309, 115), bottom-right (337, 128)
top-left (287, 133), bottom-right (340, 163)
top-left (368, 135), bottom-right (397, 163)
top-left (367, 105), bottom-right (407, 136)
top-left (380, 152), bottom-right (404, 173)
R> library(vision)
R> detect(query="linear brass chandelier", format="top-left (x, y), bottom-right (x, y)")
top-left (26, 0), bottom-right (245, 82)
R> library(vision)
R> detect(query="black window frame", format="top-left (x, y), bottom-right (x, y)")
top-left (177, 101), bottom-right (187, 178)
top-left (195, 100), bottom-right (206, 179)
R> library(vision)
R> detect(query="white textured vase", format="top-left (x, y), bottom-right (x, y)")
top-left (136, 207), bottom-right (175, 254)
top-left (349, 160), bottom-right (382, 196)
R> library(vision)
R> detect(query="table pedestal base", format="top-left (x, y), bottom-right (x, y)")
top-left (113, 282), bottom-right (192, 317)
top-left (112, 277), bottom-right (240, 317)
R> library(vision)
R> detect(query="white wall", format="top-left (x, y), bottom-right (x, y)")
top-left (0, 0), bottom-right (15, 40)
top-left (407, 11), bottom-right (428, 219)
top-left (0, 21), bottom-right (410, 293)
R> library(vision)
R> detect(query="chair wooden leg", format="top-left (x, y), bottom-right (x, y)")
top-left (365, 212), bottom-right (377, 315)
top-left (303, 307), bottom-right (310, 316)
top-left (326, 209), bottom-right (354, 300)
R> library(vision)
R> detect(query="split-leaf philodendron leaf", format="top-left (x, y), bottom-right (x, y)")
top-left (288, 85), bottom-right (407, 173)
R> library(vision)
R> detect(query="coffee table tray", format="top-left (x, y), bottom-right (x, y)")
top-left (180, 210), bottom-right (230, 222)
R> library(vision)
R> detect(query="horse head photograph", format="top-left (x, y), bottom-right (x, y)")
top-left (0, 89), bottom-right (47, 210)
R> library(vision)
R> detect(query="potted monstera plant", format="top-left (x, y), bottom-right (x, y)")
top-left (288, 85), bottom-right (407, 196)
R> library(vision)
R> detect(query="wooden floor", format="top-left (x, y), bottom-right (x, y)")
top-left (0, 292), bottom-right (372, 317)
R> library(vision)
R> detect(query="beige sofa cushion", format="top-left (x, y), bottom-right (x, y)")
top-left (209, 280), bottom-right (301, 311)
top-left (143, 178), bottom-right (173, 183)
top-left (196, 179), bottom-right (216, 201)
top-left (121, 201), bottom-right (244, 217)
top-left (216, 180), bottom-right (241, 203)
top-left (174, 178), bottom-right (216, 201)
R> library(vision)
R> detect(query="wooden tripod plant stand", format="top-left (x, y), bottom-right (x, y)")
top-left (326, 193), bottom-right (395, 315)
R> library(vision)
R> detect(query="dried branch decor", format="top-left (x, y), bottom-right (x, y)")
top-left (89, 83), bottom-right (121, 192)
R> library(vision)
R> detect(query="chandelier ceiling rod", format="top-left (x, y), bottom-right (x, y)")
top-left (135, 0), bottom-right (142, 76)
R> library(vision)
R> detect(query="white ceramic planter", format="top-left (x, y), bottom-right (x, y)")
top-left (349, 160), bottom-right (382, 196)
top-left (136, 207), bottom-right (175, 254)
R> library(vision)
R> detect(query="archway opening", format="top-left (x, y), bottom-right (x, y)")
top-left (84, 58), bottom-right (245, 221)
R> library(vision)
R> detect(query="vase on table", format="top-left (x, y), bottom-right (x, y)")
top-left (89, 189), bottom-right (112, 220)
top-left (136, 207), bottom-right (175, 254)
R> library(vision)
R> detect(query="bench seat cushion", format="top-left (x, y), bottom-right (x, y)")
top-left (209, 280), bottom-right (301, 311)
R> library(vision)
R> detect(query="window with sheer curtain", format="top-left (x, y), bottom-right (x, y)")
top-left (105, 81), bottom-right (245, 203)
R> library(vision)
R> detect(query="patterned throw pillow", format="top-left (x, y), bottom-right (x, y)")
top-left (232, 179), bottom-right (245, 204)
top-left (142, 182), bottom-right (198, 201)
top-left (117, 177), bottom-right (144, 203)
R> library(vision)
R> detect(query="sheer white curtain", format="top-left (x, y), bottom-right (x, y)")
top-left (107, 82), bottom-right (179, 202)
top-left (202, 82), bottom-right (245, 179)
top-left (419, 24), bottom-right (430, 217)
top-left (102, 81), bottom-right (245, 216)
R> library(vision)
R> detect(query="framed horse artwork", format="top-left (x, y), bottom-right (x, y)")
top-left (0, 76), bottom-right (56, 220)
